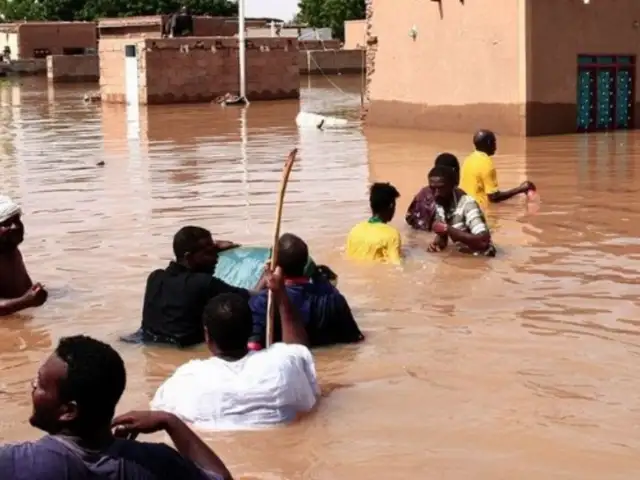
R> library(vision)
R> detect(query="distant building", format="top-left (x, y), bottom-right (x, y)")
top-left (0, 22), bottom-right (96, 60)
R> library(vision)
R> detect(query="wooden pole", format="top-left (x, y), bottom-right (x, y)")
top-left (265, 148), bottom-right (298, 348)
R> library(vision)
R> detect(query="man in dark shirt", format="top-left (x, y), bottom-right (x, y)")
top-left (164, 6), bottom-right (194, 38)
top-left (248, 233), bottom-right (364, 350)
top-left (139, 226), bottom-right (255, 347)
top-left (0, 335), bottom-right (233, 480)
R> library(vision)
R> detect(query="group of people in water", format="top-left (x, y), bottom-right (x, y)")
top-left (0, 129), bottom-right (536, 478)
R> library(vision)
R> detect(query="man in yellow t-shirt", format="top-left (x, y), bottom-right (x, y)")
top-left (460, 130), bottom-right (535, 211)
top-left (346, 182), bottom-right (402, 264)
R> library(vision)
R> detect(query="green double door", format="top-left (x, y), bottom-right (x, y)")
top-left (577, 55), bottom-right (635, 132)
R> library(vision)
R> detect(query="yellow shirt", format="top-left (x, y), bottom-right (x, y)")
top-left (346, 218), bottom-right (402, 264)
top-left (460, 150), bottom-right (499, 211)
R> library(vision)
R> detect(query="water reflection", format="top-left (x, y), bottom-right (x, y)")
top-left (0, 74), bottom-right (639, 478)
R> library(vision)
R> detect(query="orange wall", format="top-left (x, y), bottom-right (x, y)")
top-left (365, 0), bottom-right (525, 135)
top-left (368, 0), bottom-right (522, 107)
top-left (366, 0), bottom-right (640, 136)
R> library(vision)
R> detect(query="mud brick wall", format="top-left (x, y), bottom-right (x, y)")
top-left (141, 37), bottom-right (299, 104)
top-left (47, 54), bottom-right (99, 82)
top-left (17, 22), bottom-right (97, 59)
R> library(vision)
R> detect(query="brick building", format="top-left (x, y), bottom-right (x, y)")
top-left (0, 22), bottom-right (97, 60)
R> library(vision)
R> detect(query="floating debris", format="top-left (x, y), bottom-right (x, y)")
top-left (213, 93), bottom-right (249, 107)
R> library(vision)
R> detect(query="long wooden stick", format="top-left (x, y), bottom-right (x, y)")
top-left (265, 148), bottom-right (298, 348)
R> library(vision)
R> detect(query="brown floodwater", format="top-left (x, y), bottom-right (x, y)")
top-left (1, 74), bottom-right (640, 479)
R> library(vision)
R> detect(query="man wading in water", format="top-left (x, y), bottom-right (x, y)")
top-left (428, 166), bottom-right (496, 256)
top-left (0, 335), bottom-right (233, 479)
top-left (0, 196), bottom-right (47, 315)
top-left (460, 130), bottom-right (536, 211)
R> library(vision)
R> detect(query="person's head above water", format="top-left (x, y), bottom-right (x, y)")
top-left (0, 195), bottom-right (24, 254)
top-left (369, 182), bottom-right (400, 223)
top-left (172, 225), bottom-right (218, 273)
top-left (428, 165), bottom-right (457, 206)
top-left (277, 233), bottom-right (309, 278)
top-left (473, 129), bottom-right (497, 156)
top-left (203, 293), bottom-right (252, 359)
top-left (434, 153), bottom-right (460, 186)
top-left (30, 335), bottom-right (126, 437)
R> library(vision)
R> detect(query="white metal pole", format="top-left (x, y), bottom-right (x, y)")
top-left (238, 0), bottom-right (246, 98)
top-left (240, 106), bottom-right (250, 229)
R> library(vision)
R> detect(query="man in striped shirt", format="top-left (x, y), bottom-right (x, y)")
top-left (427, 166), bottom-right (496, 257)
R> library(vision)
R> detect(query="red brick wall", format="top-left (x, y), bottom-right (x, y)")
top-left (18, 22), bottom-right (97, 59)
top-left (142, 37), bottom-right (299, 104)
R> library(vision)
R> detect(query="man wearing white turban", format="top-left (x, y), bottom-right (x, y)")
top-left (0, 196), bottom-right (47, 315)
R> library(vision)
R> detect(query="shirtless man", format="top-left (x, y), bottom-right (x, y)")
top-left (0, 196), bottom-right (47, 315)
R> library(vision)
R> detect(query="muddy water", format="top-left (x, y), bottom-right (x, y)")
top-left (1, 74), bottom-right (640, 479)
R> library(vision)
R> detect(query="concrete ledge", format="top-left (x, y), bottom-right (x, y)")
top-left (300, 49), bottom-right (364, 75)
top-left (146, 89), bottom-right (299, 104)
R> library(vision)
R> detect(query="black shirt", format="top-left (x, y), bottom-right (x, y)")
top-left (142, 261), bottom-right (250, 347)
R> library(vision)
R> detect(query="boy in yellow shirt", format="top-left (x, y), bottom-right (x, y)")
top-left (460, 130), bottom-right (535, 211)
top-left (346, 182), bottom-right (402, 264)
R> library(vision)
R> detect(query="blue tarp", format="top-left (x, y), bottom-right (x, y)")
top-left (214, 246), bottom-right (317, 289)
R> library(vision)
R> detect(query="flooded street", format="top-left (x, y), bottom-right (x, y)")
top-left (1, 74), bottom-right (640, 479)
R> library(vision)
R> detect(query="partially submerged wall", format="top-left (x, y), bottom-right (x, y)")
top-left (364, 0), bottom-right (524, 135)
top-left (100, 37), bottom-right (299, 104)
top-left (47, 54), bottom-right (99, 82)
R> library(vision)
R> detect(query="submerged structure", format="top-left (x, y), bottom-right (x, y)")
top-left (364, 0), bottom-right (639, 136)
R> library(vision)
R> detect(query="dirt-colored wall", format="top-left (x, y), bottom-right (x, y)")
top-left (344, 19), bottom-right (365, 49)
top-left (17, 22), bottom-right (97, 59)
top-left (47, 54), bottom-right (99, 82)
top-left (300, 49), bottom-right (364, 74)
top-left (143, 38), bottom-right (299, 104)
top-left (365, 0), bottom-right (525, 135)
top-left (100, 37), bottom-right (299, 104)
top-left (526, 0), bottom-right (640, 135)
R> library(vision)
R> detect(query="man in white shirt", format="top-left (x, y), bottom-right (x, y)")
top-left (151, 267), bottom-right (319, 430)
